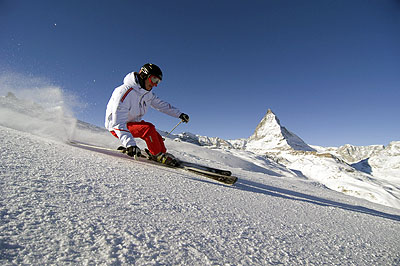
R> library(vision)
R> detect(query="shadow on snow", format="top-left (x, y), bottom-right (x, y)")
top-left (235, 178), bottom-right (400, 222)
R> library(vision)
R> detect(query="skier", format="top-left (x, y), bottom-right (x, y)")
top-left (105, 63), bottom-right (189, 166)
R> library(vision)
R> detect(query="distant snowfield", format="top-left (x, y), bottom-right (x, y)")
top-left (1, 87), bottom-right (400, 264)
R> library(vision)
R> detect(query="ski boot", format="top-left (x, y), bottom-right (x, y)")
top-left (145, 149), bottom-right (180, 167)
top-left (117, 146), bottom-right (126, 153)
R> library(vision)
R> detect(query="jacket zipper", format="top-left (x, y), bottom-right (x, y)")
top-left (139, 91), bottom-right (149, 109)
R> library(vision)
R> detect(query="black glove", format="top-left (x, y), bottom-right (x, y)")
top-left (179, 113), bottom-right (190, 123)
top-left (126, 146), bottom-right (141, 157)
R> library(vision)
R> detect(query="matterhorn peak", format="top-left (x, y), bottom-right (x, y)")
top-left (246, 109), bottom-right (315, 153)
top-left (249, 109), bottom-right (282, 141)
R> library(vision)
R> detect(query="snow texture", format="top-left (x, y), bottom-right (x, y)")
top-left (1, 89), bottom-right (400, 265)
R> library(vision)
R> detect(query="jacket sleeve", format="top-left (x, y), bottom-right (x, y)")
top-left (150, 95), bottom-right (182, 118)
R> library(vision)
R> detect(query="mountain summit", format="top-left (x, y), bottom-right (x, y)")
top-left (246, 109), bottom-right (315, 153)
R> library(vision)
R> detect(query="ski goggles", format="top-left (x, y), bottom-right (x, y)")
top-left (148, 75), bottom-right (161, 86)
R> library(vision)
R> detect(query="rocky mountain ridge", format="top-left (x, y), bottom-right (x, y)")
top-left (246, 109), bottom-right (316, 152)
top-left (175, 109), bottom-right (398, 169)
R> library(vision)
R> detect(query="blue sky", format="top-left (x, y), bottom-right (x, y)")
top-left (1, 0), bottom-right (399, 146)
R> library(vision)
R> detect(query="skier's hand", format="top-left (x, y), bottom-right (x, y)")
top-left (126, 146), bottom-right (141, 157)
top-left (179, 113), bottom-right (190, 123)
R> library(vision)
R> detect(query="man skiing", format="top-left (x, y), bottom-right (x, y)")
top-left (105, 63), bottom-right (189, 166)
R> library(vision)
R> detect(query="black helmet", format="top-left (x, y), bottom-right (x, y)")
top-left (139, 63), bottom-right (163, 80)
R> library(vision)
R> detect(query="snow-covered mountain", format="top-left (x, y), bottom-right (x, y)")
top-left (173, 109), bottom-right (400, 209)
top-left (332, 144), bottom-right (385, 164)
top-left (243, 109), bottom-right (400, 208)
top-left (246, 109), bottom-right (316, 152)
top-left (1, 90), bottom-right (400, 265)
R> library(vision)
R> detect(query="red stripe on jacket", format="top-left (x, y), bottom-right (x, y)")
top-left (121, 88), bottom-right (133, 103)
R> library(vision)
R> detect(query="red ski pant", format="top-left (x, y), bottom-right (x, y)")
top-left (110, 121), bottom-right (166, 155)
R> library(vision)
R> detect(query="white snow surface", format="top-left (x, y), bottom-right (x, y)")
top-left (1, 91), bottom-right (400, 265)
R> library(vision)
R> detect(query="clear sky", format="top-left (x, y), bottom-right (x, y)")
top-left (1, 0), bottom-right (399, 147)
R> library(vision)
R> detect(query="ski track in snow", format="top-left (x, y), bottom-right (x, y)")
top-left (1, 125), bottom-right (400, 265)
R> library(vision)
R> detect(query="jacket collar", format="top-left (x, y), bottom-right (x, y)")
top-left (123, 72), bottom-right (151, 95)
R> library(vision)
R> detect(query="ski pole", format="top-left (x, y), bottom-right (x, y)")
top-left (164, 120), bottom-right (183, 140)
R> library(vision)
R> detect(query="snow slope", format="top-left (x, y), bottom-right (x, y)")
top-left (1, 91), bottom-right (400, 264)
top-left (2, 126), bottom-right (400, 265)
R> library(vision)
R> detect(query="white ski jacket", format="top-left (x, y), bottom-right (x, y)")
top-left (105, 72), bottom-right (182, 148)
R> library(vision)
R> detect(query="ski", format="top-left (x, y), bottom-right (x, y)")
top-left (68, 141), bottom-right (237, 185)
top-left (179, 161), bottom-right (232, 176)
